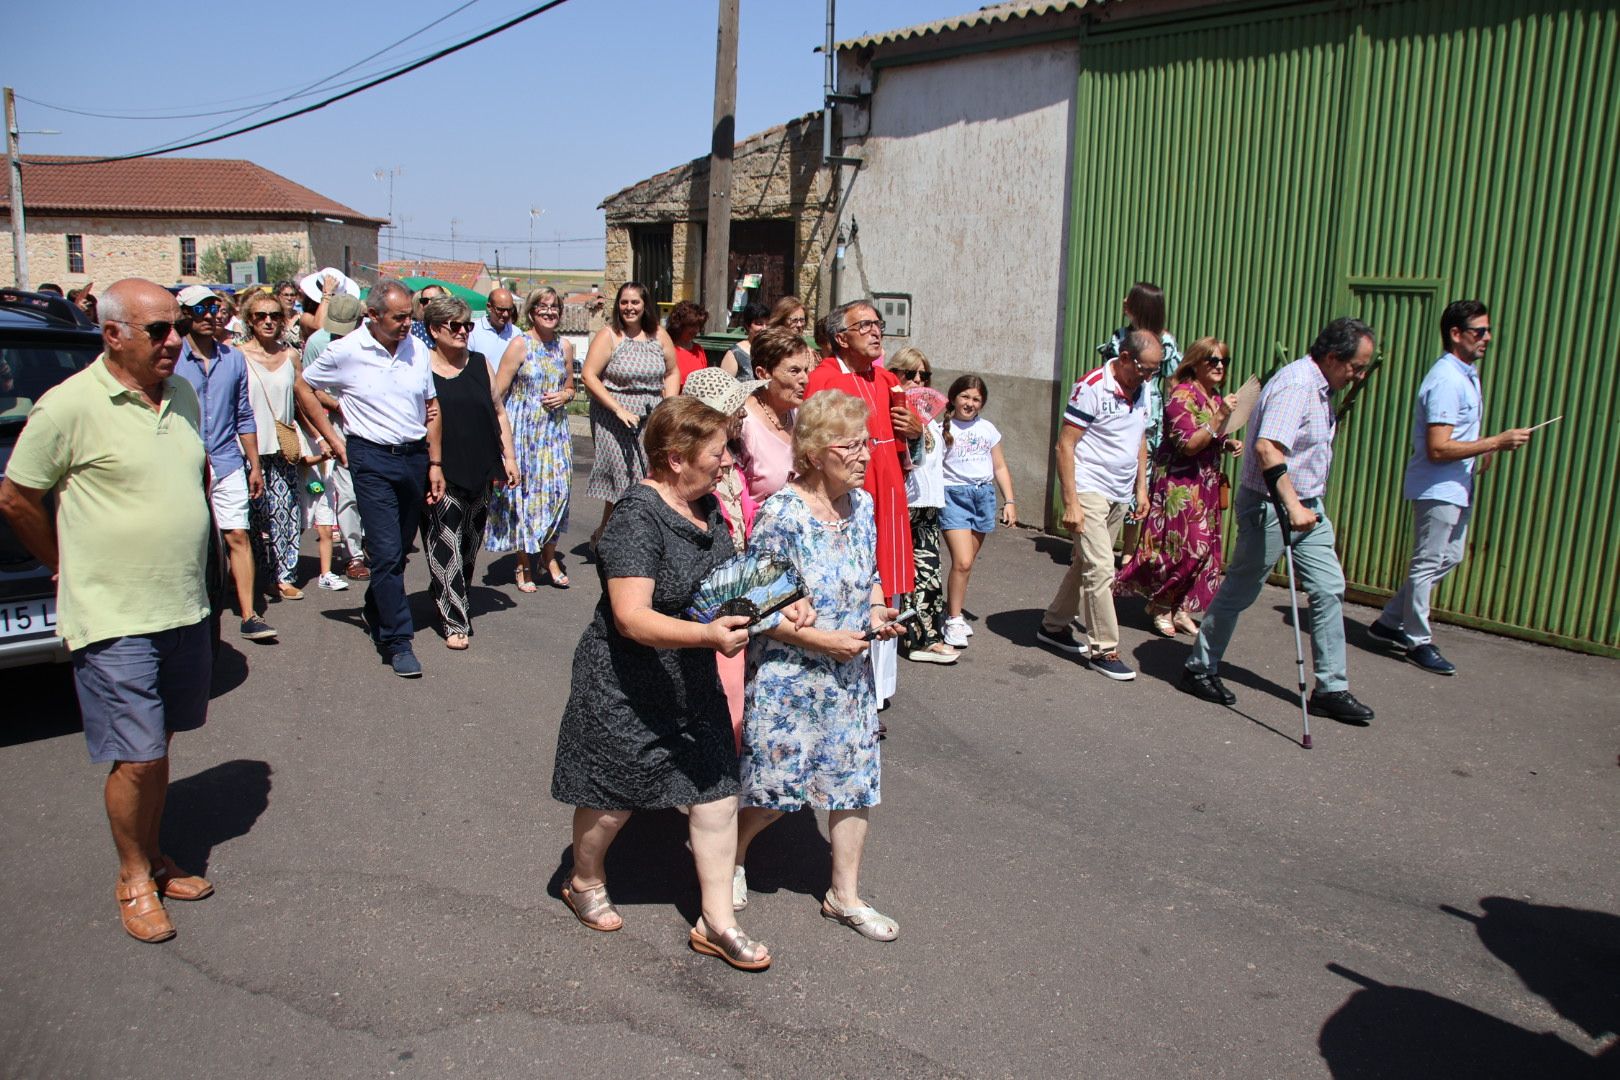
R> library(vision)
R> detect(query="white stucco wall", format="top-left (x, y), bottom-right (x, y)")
top-left (836, 40), bottom-right (1079, 384)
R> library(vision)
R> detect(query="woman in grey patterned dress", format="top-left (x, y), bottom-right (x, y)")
top-left (580, 281), bottom-right (678, 547)
top-left (552, 397), bottom-right (811, 972)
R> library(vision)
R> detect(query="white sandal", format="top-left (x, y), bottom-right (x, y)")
top-left (821, 891), bottom-right (899, 941)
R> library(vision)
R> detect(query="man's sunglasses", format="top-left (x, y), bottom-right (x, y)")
top-left (183, 300), bottom-right (221, 316)
top-left (489, 306), bottom-right (517, 316)
top-left (108, 317), bottom-right (193, 342)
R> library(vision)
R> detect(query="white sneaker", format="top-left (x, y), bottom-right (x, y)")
top-left (317, 572), bottom-right (349, 591)
top-left (942, 616), bottom-right (969, 649)
top-left (963, 620), bottom-right (975, 637)
top-left (732, 865), bottom-right (748, 911)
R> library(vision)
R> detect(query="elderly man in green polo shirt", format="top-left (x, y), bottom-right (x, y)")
top-left (0, 278), bottom-right (218, 944)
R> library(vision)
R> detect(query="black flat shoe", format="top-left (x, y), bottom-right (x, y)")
top-left (1308, 689), bottom-right (1374, 724)
top-left (1178, 669), bottom-right (1236, 706)
top-left (1366, 619), bottom-right (1408, 649)
top-left (1406, 643), bottom-right (1456, 676)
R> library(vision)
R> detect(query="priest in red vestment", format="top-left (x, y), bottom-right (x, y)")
top-left (805, 300), bottom-right (922, 602)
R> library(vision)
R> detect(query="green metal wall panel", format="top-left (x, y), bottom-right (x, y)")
top-left (1061, 0), bottom-right (1620, 655)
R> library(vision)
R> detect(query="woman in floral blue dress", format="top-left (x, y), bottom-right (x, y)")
top-left (487, 288), bottom-right (574, 590)
top-left (733, 391), bottom-right (906, 942)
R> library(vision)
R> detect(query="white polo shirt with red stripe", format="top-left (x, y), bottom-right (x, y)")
top-left (1062, 361), bottom-right (1149, 502)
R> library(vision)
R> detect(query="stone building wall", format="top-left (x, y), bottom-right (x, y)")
top-left (0, 214), bottom-right (380, 290)
top-left (600, 111), bottom-right (835, 314)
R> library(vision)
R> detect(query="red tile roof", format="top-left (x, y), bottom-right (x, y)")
top-left (0, 155), bottom-right (386, 224)
top-left (377, 260), bottom-right (490, 290)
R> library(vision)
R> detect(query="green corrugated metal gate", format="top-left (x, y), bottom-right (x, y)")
top-left (1059, 0), bottom-right (1620, 656)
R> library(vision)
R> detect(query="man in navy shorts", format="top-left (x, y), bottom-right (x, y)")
top-left (0, 278), bottom-right (218, 943)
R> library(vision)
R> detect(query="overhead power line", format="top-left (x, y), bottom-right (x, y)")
top-left (388, 232), bottom-right (605, 245)
top-left (17, 0), bottom-right (482, 123)
top-left (29, 0), bottom-right (572, 167)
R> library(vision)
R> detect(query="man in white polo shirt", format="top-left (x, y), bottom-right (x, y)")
top-left (299, 279), bottom-right (444, 678)
top-left (1037, 329), bottom-right (1158, 680)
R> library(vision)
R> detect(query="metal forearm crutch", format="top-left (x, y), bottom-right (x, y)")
top-left (1265, 480), bottom-right (1317, 751)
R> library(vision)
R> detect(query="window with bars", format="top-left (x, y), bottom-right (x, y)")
top-left (180, 237), bottom-right (197, 276)
top-left (66, 234), bottom-right (84, 273)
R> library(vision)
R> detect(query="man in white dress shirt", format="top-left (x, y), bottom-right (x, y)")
top-left (298, 279), bottom-right (444, 678)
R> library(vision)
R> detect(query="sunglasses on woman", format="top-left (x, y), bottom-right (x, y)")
top-left (434, 320), bottom-right (475, 333)
top-left (250, 310), bottom-right (285, 323)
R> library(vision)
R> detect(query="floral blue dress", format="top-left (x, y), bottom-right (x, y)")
top-left (741, 486), bottom-right (882, 811)
top-left (486, 334), bottom-right (571, 553)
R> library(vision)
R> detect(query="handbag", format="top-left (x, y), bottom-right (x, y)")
top-left (1219, 472), bottom-right (1232, 511)
top-left (248, 358), bottom-right (304, 461)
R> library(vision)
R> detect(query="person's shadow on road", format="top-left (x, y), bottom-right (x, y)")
top-left (1319, 898), bottom-right (1620, 1078)
top-left (159, 759), bottom-right (272, 877)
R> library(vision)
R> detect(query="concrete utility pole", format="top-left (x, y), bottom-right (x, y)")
top-left (701, 0), bottom-right (739, 314)
top-left (5, 87), bottom-right (29, 291)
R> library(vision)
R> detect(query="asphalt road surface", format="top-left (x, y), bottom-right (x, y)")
top-left (4, 439), bottom-right (1616, 1078)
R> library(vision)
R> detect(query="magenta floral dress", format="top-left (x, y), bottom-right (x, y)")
top-left (1116, 381), bottom-right (1227, 614)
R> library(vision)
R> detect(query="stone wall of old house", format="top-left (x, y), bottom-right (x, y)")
top-left (600, 111), bottom-right (835, 315)
top-left (308, 220), bottom-right (381, 283)
top-left (0, 214), bottom-right (378, 290)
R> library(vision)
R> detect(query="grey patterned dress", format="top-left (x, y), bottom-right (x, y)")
top-left (585, 334), bottom-right (667, 501)
top-left (551, 484), bottom-right (739, 810)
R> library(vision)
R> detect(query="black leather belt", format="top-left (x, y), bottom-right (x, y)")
top-left (350, 436), bottom-right (426, 455)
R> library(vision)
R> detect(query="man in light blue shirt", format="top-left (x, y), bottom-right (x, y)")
top-left (172, 286), bottom-right (273, 641)
top-left (1368, 300), bottom-right (1532, 675)
top-left (469, 287), bottom-right (519, 372)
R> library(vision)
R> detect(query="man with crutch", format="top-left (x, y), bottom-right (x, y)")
top-left (1178, 317), bottom-right (1376, 725)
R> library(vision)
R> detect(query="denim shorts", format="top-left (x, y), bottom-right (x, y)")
top-left (941, 482), bottom-right (996, 533)
top-left (72, 619), bottom-right (211, 763)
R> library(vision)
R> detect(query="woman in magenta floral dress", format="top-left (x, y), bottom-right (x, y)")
top-left (1116, 337), bottom-right (1244, 637)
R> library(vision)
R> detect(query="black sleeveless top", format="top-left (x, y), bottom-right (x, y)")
top-left (431, 351), bottom-right (502, 493)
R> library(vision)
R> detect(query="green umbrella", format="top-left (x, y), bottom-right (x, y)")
top-left (361, 276), bottom-right (487, 311)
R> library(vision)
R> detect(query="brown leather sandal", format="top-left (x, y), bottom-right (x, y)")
top-left (116, 879), bottom-right (175, 943)
top-left (153, 856), bottom-right (213, 901)
top-left (688, 920), bottom-right (771, 971)
top-left (560, 880), bottom-right (622, 932)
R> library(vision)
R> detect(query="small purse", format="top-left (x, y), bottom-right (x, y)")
top-left (1219, 472), bottom-right (1232, 511)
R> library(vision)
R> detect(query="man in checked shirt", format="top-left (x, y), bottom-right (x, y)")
top-left (1179, 317), bottom-right (1377, 724)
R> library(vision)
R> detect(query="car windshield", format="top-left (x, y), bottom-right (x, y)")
top-left (1, 341), bottom-right (101, 424)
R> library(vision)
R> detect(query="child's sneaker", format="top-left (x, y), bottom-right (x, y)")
top-left (317, 571), bottom-right (349, 591)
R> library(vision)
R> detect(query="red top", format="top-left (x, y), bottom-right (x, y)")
top-left (805, 356), bottom-right (915, 598)
top-left (674, 343), bottom-right (708, 385)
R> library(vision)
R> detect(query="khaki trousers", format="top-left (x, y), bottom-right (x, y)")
top-left (1042, 491), bottom-right (1127, 655)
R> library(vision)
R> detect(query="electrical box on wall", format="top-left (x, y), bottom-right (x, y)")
top-left (872, 293), bottom-right (911, 337)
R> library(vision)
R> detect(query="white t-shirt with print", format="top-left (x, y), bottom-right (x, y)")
top-left (941, 416), bottom-right (1001, 485)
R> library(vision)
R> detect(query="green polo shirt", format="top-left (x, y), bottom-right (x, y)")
top-left (5, 356), bottom-right (211, 651)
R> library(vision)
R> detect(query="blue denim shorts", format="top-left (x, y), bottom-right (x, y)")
top-left (941, 483), bottom-right (996, 533)
top-left (72, 619), bottom-right (211, 763)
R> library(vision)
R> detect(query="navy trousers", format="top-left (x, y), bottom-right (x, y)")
top-left (348, 437), bottom-right (427, 656)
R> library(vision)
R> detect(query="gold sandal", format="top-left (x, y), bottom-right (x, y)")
top-left (560, 880), bottom-right (621, 932)
top-left (688, 920), bottom-right (771, 971)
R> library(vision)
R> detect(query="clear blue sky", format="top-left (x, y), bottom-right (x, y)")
top-left (1, 0), bottom-right (971, 270)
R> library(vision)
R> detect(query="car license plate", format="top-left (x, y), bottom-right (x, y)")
top-left (0, 598), bottom-right (57, 640)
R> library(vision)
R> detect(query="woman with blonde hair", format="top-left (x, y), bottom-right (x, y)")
top-left (487, 287), bottom-right (575, 590)
top-left (734, 391), bottom-right (905, 940)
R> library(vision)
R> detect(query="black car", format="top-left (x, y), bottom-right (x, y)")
top-left (0, 289), bottom-right (101, 670)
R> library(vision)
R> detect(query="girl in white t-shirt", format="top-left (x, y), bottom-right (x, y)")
top-left (939, 375), bottom-right (1016, 649)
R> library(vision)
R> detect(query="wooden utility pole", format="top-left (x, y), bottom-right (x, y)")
top-left (5, 87), bottom-right (28, 291)
top-left (701, 0), bottom-right (739, 315)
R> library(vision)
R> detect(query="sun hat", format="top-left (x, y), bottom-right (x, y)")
top-left (324, 294), bottom-right (364, 335)
top-left (682, 366), bottom-right (767, 417)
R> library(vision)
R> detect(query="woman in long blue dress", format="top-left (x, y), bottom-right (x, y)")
top-left (487, 288), bottom-right (575, 590)
top-left (733, 391), bottom-right (906, 942)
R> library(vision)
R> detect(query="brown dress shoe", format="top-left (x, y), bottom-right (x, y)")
top-left (153, 856), bottom-right (213, 901)
top-left (345, 559), bottom-right (371, 581)
top-left (116, 879), bottom-right (175, 943)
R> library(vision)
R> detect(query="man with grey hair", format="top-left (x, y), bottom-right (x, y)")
top-left (1180, 317), bottom-right (1376, 723)
top-left (469, 286), bottom-right (520, 372)
top-left (299, 279), bottom-right (444, 678)
top-left (804, 298), bottom-right (922, 706)
top-left (1037, 329), bottom-right (1158, 681)
top-left (0, 278), bottom-right (218, 942)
